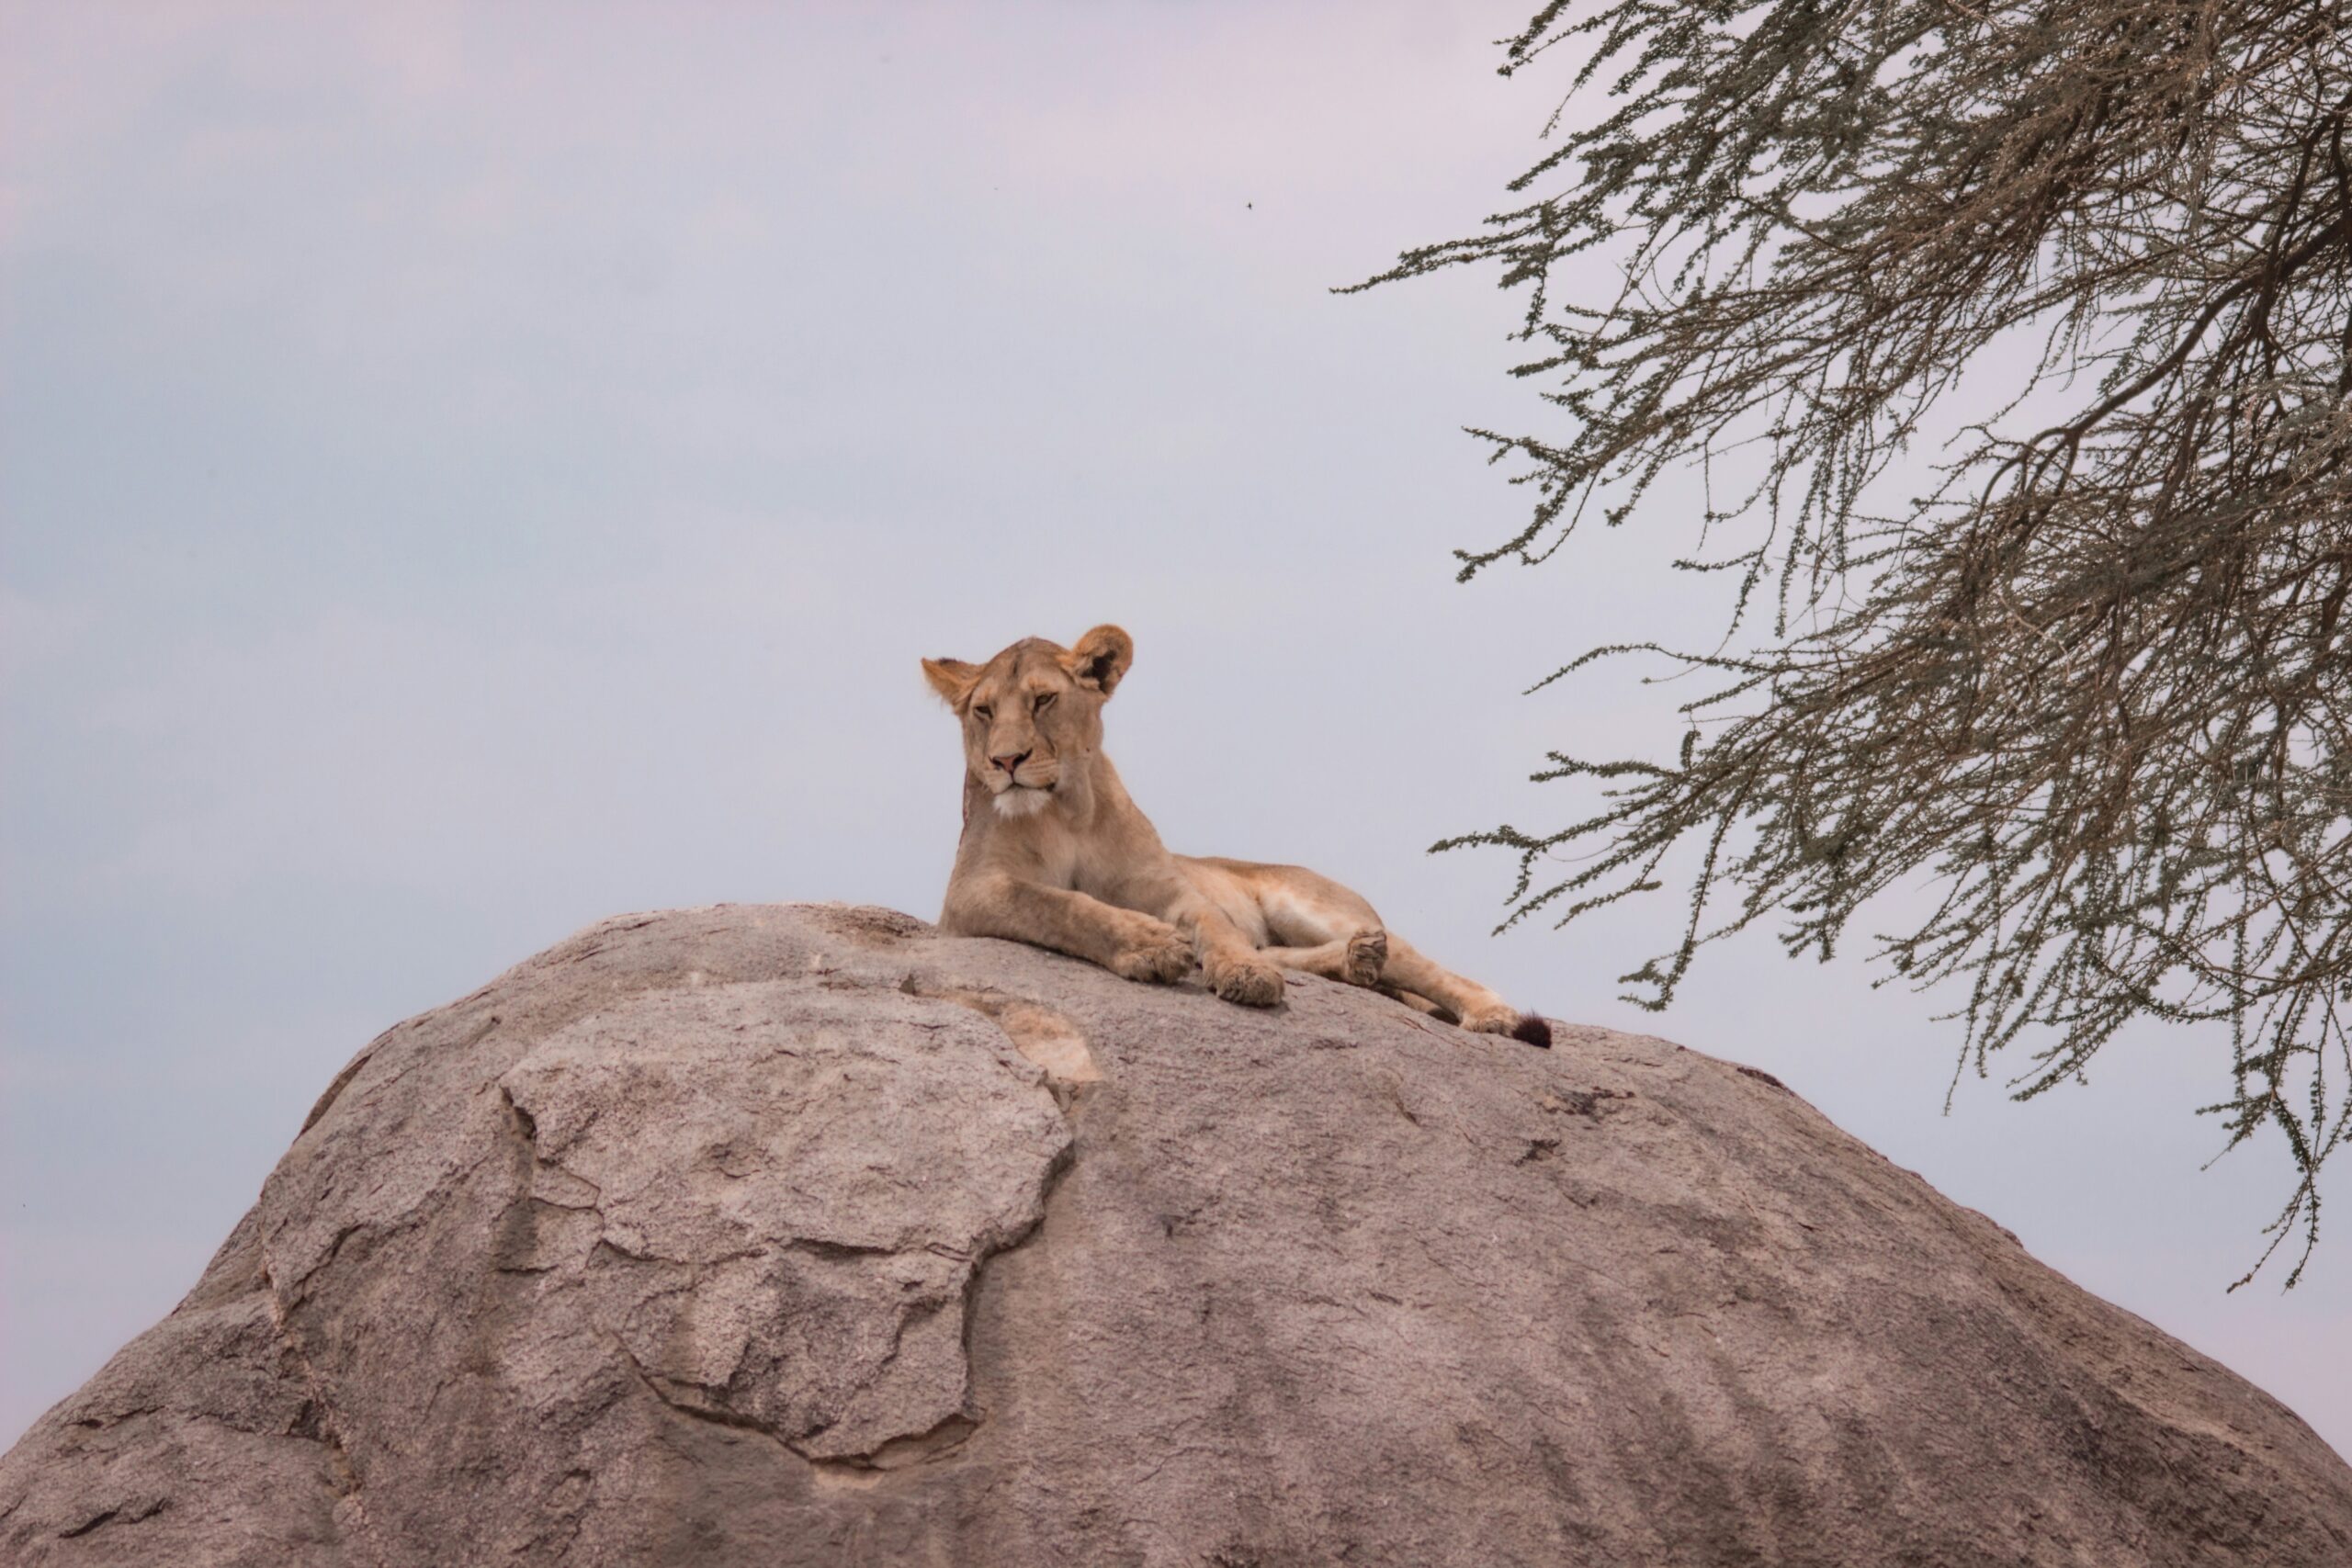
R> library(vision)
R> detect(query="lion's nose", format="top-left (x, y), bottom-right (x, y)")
top-left (990, 750), bottom-right (1031, 777)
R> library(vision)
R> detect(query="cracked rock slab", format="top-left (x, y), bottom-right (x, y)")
top-left (495, 986), bottom-right (1068, 1461)
top-left (5, 901), bottom-right (2351, 1566)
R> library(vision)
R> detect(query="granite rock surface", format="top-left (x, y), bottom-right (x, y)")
top-left (6, 901), bottom-right (2350, 1566)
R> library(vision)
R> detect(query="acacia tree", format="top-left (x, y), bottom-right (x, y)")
top-left (1359, 0), bottom-right (2352, 1282)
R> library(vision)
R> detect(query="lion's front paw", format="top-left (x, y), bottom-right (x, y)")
top-left (1206, 954), bottom-right (1284, 1008)
top-left (1342, 929), bottom-right (1389, 987)
top-left (1109, 922), bottom-right (1194, 985)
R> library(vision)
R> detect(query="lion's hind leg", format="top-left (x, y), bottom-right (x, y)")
top-left (1187, 860), bottom-right (1550, 1044)
top-left (1379, 936), bottom-right (1553, 1048)
top-left (1261, 927), bottom-right (1388, 987)
top-left (1233, 864), bottom-right (1389, 989)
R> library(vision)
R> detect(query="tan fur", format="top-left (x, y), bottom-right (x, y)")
top-left (922, 626), bottom-right (1540, 1036)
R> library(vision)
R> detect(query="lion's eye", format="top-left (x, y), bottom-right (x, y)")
top-left (972, 704), bottom-right (992, 721)
top-left (1034, 692), bottom-right (1057, 711)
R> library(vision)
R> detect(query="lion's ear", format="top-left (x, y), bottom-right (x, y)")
top-left (1067, 625), bottom-right (1135, 696)
top-left (922, 657), bottom-right (980, 707)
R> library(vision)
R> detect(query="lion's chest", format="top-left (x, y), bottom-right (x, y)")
top-left (1023, 818), bottom-right (1084, 890)
top-left (1033, 821), bottom-right (1157, 911)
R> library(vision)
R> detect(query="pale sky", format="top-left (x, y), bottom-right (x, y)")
top-left (3, 1), bottom-right (2345, 1460)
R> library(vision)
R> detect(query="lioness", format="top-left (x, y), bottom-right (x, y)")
top-left (923, 625), bottom-right (1551, 1046)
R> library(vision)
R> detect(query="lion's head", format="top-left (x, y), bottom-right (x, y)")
top-left (922, 625), bottom-right (1133, 818)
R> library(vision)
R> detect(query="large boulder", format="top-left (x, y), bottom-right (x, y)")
top-left (5, 902), bottom-right (2348, 1566)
